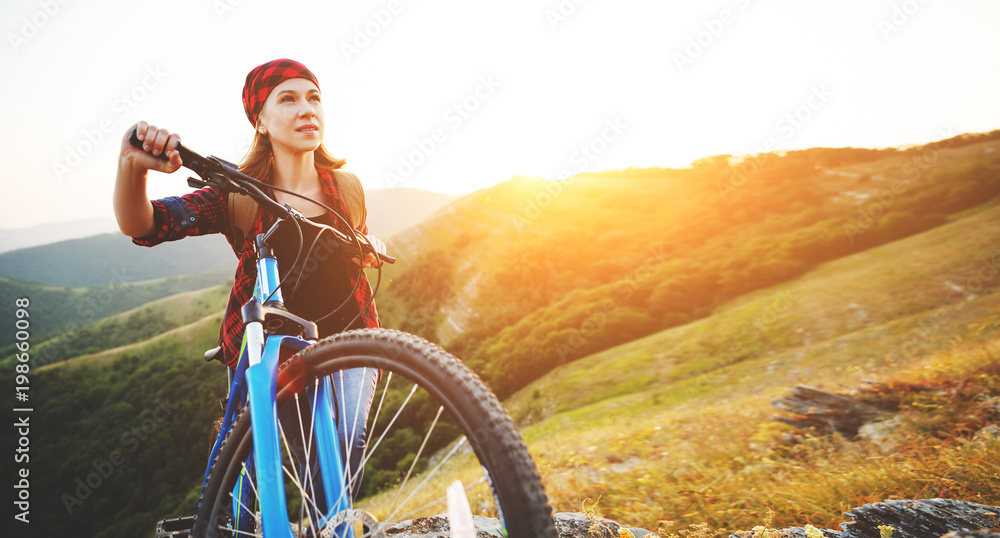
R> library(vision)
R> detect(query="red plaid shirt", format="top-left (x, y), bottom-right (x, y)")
top-left (132, 167), bottom-right (380, 368)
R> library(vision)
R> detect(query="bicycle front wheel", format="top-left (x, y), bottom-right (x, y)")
top-left (193, 329), bottom-right (557, 537)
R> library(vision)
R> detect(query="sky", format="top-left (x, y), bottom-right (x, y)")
top-left (1, 0), bottom-right (999, 229)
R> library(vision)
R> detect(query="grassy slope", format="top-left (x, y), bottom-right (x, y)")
top-left (18, 206), bottom-right (998, 536)
top-left (503, 200), bottom-right (1000, 533)
top-left (25, 283), bottom-right (230, 368)
top-left (0, 269), bottom-right (231, 349)
top-left (38, 311), bottom-right (228, 373)
top-left (376, 133), bottom-right (1000, 400)
top-left (13, 133), bottom-right (1000, 536)
top-left (506, 200), bottom-right (1000, 423)
top-left (1, 311), bottom-right (227, 538)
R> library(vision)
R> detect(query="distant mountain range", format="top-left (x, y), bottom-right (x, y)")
top-left (373, 131), bottom-right (1000, 398)
top-left (0, 232), bottom-right (235, 287)
top-left (0, 187), bottom-right (456, 286)
top-left (365, 188), bottom-right (457, 236)
top-left (0, 217), bottom-right (119, 254)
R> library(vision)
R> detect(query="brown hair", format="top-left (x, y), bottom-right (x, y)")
top-left (239, 131), bottom-right (346, 180)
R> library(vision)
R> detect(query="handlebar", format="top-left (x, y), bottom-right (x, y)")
top-left (127, 127), bottom-right (395, 265)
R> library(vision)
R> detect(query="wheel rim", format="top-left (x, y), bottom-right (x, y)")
top-left (206, 359), bottom-right (514, 537)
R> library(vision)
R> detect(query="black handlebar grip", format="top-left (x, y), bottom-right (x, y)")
top-left (128, 127), bottom-right (172, 161)
top-left (377, 252), bottom-right (396, 265)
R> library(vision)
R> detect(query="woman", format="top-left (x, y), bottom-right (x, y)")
top-left (113, 58), bottom-right (383, 502)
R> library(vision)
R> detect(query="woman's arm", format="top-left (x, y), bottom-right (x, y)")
top-left (113, 122), bottom-right (183, 237)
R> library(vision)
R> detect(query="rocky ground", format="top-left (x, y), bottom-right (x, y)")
top-left (376, 499), bottom-right (1000, 538)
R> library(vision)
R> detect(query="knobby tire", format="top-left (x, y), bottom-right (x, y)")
top-left (191, 329), bottom-right (557, 538)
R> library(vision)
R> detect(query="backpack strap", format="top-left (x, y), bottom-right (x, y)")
top-left (227, 191), bottom-right (259, 257)
top-left (331, 169), bottom-right (367, 232)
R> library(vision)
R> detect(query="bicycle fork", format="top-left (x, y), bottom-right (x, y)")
top-left (237, 240), bottom-right (357, 537)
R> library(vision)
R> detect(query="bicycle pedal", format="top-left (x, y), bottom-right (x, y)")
top-left (155, 515), bottom-right (196, 537)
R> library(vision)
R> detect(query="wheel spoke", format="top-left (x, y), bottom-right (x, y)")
top-left (389, 405), bottom-right (444, 513)
top-left (356, 383), bottom-right (418, 474)
top-left (280, 448), bottom-right (324, 527)
top-left (293, 379), bottom-right (327, 534)
top-left (240, 460), bottom-right (260, 507)
top-left (343, 367), bottom-right (371, 496)
top-left (395, 473), bottom-right (488, 524)
top-left (200, 332), bottom-right (556, 538)
top-left (228, 484), bottom-right (260, 534)
top-left (295, 380), bottom-right (323, 515)
top-left (225, 527), bottom-right (260, 537)
top-left (366, 371), bottom-right (392, 450)
top-left (328, 381), bottom-right (419, 526)
top-left (277, 420), bottom-right (309, 535)
top-left (382, 436), bottom-right (468, 523)
top-left (337, 369), bottom-right (354, 494)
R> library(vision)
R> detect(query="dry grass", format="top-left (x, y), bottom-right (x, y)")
top-left (352, 202), bottom-right (1000, 533)
top-left (524, 332), bottom-right (1000, 533)
top-left (499, 204), bottom-right (1000, 532)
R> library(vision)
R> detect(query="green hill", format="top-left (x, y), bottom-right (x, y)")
top-left (8, 284), bottom-right (231, 369)
top-left (506, 199), bottom-right (1000, 426)
top-left (0, 270), bottom-right (231, 350)
top-left (386, 188), bottom-right (1000, 534)
top-left (9, 131), bottom-right (1000, 537)
top-left (377, 131), bottom-right (1000, 398)
top-left (0, 313), bottom-right (227, 538)
top-left (0, 231), bottom-right (234, 287)
top-left (11, 198), bottom-right (999, 536)
top-left (501, 201), bottom-right (1000, 532)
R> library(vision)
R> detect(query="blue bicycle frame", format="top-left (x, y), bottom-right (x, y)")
top-left (203, 232), bottom-right (356, 538)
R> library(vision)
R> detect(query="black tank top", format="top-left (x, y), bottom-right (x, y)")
top-left (271, 212), bottom-right (362, 335)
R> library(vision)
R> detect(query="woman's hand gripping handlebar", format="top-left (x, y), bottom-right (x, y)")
top-left (126, 126), bottom-right (395, 266)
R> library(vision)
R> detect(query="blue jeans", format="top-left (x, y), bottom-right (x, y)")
top-left (278, 366), bottom-right (379, 509)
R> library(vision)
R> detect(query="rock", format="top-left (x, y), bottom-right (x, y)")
top-left (771, 385), bottom-right (893, 436)
top-left (940, 530), bottom-right (1000, 538)
top-left (972, 424), bottom-right (999, 443)
top-left (379, 514), bottom-right (505, 537)
top-left (552, 513), bottom-right (661, 538)
top-left (626, 527), bottom-right (662, 538)
top-left (375, 512), bottom-right (661, 537)
top-left (840, 498), bottom-right (1000, 538)
top-left (731, 527), bottom-right (840, 538)
top-left (856, 415), bottom-right (905, 451)
top-left (730, 499), bottom-right (1000, 538)
top-left (554, 512), bottom-right (622, 537)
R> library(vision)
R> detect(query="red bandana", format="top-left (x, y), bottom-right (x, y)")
top-left (241, 59), bottom-right (320, 127)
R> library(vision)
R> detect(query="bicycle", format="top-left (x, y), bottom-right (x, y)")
top-left (129, 129), bottom-right (558, 537)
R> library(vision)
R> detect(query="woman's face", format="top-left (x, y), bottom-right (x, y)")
top-left (257, 77), bottom-right (325, 155)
